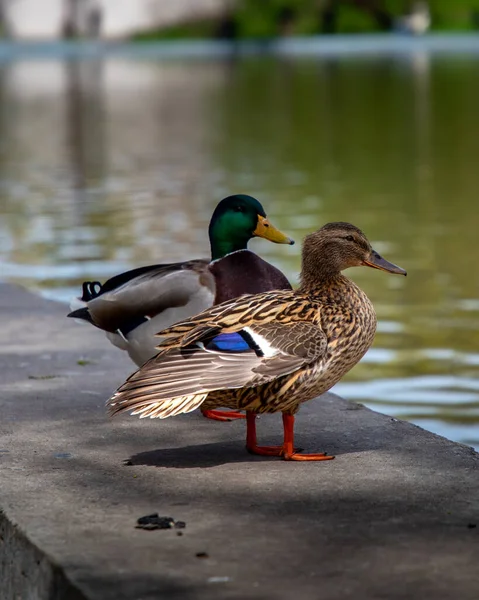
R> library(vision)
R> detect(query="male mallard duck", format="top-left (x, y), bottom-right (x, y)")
top-left (108, 222), bottom-right (406, 461)
top-left (68, 194), bottom-right (294, 420)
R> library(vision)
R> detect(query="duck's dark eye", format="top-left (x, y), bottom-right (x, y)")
top-left (345, 235), bottom-right (354, 242)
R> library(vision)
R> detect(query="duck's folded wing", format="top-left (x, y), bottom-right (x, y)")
top-left (156, 289), bottom-right (299, 348)
top-left (72, 260), bottom-right (213, 333)
top-left (107, 320), bottom-right (327, 418)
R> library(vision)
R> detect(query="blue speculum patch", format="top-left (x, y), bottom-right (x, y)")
top-left (206, 332), bottom-right (251, 353)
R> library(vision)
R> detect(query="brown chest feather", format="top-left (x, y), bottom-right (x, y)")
top-left (209, 251), bottom-right (292, 304)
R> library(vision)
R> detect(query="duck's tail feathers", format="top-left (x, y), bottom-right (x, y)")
top-left (68, 281), bottom-right (103, 320)
top-left (67, 307), bottom-right (94, 325)
top-left (108, 393), bottom-right (208, 419)
top-left (69, 295), bottom-right (86, 313)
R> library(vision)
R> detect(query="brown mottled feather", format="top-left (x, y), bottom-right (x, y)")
top-left (109, 318), bottom-right (326, 416)
top-left (156, 290), bottom-right (303, 348)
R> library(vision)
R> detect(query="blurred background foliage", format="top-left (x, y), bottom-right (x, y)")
top-left (134, 1), bottom-right (479, 41)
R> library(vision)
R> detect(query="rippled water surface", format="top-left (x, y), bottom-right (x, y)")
top-left (1, 49), bottom-right (479, 449)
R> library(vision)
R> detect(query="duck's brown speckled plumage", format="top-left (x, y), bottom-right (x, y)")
top-left (108, 223), bottom-right (405, 425)
top-left (200, 277), bottom-right (376, 414)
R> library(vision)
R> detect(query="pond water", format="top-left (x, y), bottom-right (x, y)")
top-left (1, 49), bottom-right (478, 449)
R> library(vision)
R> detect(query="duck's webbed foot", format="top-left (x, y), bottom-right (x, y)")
top-left (245, 412), bottom-right (335, 461)
top-left (281, 414), bottom-right (334, 461)
top-left (282, 451), bottom-right (332, 461)
top-left (201, 409), bottom-right (246, 422)
top-left (246, 444), bottom-right (303, 456)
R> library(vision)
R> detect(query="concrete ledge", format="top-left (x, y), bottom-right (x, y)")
top-left (0, 283), bottom-right (478, 599)
top-left (0, 511), bottom-right (86, 600)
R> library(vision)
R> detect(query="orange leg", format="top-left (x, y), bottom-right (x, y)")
top-left (281, 414), bottom-right (334, 461)
top-left (245, 412), bottom-right (303, 456)
top-left (201, 409), bottom-right (246, 422)
top-left (246, 412), bottom-right (334, 461)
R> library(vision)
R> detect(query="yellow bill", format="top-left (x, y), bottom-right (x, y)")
top-left (253, 215), bottom-right (294, 245)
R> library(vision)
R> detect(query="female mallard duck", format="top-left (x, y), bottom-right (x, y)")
top-left (68, 194), bottom-right (294, 420)
top-left (108, 222), bottom-right (406, 461)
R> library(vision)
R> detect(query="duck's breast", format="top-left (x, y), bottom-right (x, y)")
top-left (209, 250), bottom-right (291, 304)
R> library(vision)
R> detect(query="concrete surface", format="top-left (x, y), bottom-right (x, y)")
top-left (0, 282), bottom-right (478, 600)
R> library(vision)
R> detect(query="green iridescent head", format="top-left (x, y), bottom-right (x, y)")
top-left (208, 194), bottom-right (294, 261)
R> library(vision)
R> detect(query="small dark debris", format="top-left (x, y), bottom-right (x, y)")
top-left (196, 552), bottom-right (209, 559)
top-left (177, 531), bottom-right (183, 537)
top-left (54, 453), bottom-right (73, 459)
top-left (467, 523), bottom-right (476, 529)
top-left (344, 403), bottom-right (363, 411)
top-left (135, 513), bottom-right (186, 531)
top-left (28, 375), bottom-right (58, 380)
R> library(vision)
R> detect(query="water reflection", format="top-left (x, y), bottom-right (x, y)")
top-left (1, 53), bottom-right (478, 449)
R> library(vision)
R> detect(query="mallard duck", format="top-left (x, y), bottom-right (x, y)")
top-left (68, 194), bottom-right (294, 420)
top-left (108, 222), bottom-right (406, 461)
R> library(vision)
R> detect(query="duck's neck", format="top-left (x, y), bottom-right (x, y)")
top-left (209, 233), bottom-right (250, 261)
top-left (298, 253), bottom-right (349, 295)
top-left (299, 272), bottom-right (348, 295)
